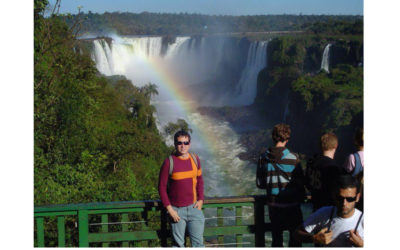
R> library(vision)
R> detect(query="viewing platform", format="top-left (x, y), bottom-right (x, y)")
top-left (34, 195), bottom-right (313, 247)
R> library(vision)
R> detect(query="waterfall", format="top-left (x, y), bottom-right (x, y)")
top-left (91, 37), bottom-right (163, 77)
top-left (93, 40), bottom-right (113, 75)
top-left (320, 44), bottom-right (331, 73)
top-left (234, 41), bottom-right (269, 106)
top-left (164, 37), bottom-right (191, 59)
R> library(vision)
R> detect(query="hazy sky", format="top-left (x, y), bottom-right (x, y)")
top-left (48, 0), bottom-right (363, 16)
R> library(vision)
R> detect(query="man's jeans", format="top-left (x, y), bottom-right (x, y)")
top-left (170, 203), bottom-right (205, 247)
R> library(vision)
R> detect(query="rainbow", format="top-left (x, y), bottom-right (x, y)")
top-left (142, 56), bottom-right (219, 154)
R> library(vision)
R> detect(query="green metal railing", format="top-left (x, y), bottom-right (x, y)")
top-left (34, 195), bottom-right (310, 247)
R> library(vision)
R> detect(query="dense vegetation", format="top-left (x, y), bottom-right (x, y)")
top-left (65, 10), bottom-right (362, 36)
top-left (35, 0), bottom-right (172, 207)
top-left (254, 33), bottom-right (363, 163)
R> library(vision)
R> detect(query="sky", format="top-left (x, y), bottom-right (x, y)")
top-left (47, 0), bottom-right (363, 16)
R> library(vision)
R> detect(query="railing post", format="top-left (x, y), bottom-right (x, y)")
top-left (236, 206), bottom-right (243, 247)
top-left (101, 214), bottom-right (109, 247)
top-left (57, 216), bottom-right (66, 247)
top-left (36, 217), bottom-right (45, 247)
top-left (160, 207), bottom-right (168, 247)
top-left (217, 207), bottom-right (224, 246)
top-left (141, 210), bottom-right (149, 247)
top-left (254, 197), bottom-right (265, 247)
top-left (122, 213), bottom-right (129, 247)
top-left (78, 210), bottom-right (89, 247)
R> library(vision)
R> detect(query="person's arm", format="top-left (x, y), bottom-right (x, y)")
top-left (158, 159), bottom-right (171, 207)
top-left (349, 230), bottom-right (364, 247)
top-left (342, 154), bottom-right (355, 175)
top-left (293, 225), bottom-right (333, 245)
top-left (195, 155), bottom-right (204, 210)
top-left (158, 159), bottom-right (180, 222)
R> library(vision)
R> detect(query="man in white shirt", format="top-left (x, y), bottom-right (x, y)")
top-left (293, 175), bottom-right (364, 247)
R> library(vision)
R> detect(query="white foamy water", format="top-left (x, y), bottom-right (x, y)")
top-left (320, 44), bottom-right (331, 73)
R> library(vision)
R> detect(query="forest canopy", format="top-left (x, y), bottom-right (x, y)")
top-left (66, 11), bottom-right (363, 36)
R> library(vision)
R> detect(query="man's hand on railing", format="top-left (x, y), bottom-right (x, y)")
top-left (166, 205), bottom-right (181, 223)
top-left (194, 200), bottom-right (203, 210)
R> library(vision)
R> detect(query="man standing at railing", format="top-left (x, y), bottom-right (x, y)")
top-left (158, 130), bottom-right (205, 247)
top-left (305, 132), bottom-right (341, 212)
top-left (256, 123), bottom-right (305, 247)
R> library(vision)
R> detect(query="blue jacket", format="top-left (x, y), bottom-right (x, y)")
top-left (257, 147), bottom-right (305, 204)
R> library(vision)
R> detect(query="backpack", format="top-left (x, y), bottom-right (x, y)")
top-left (168, 152), bottom-right (199, 176)
top-left (352, 153), bottom-right (364, 212)
top-left (352, 153), bottom-right (363, 177)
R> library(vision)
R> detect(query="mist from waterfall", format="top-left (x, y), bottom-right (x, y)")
top-left (320, 44), bottom-right (331, 73)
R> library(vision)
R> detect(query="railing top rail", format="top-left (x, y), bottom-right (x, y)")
top-left (34, 195), bottom-right (268, 213)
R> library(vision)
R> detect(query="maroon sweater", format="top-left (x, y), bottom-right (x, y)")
top-left (158, 153), bottom-right (204, 207)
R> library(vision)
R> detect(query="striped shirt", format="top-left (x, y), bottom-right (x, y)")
top-left (158, 153), bottom-right (204, 207)
top-left (258, 147), bottom-right (305, 206)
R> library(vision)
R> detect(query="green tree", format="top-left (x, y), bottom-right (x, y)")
top-left (163, 118), bottom-right (193, 141)
top-left (141, 82), bottom-right (159, 104)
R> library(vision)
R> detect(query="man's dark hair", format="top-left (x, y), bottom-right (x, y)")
top-left (334, 175), bottom-right (361, 194)
top-left (174, 130), bottom-right (191, 144)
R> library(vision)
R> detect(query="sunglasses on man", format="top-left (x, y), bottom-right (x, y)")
top-left (335, 195), bottom-right (357, 203)
top-left (176, 141), bottom-right (190, 145)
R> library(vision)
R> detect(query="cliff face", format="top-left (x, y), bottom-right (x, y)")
top-left (254, 36), bottom-right (363, 162)
top-left (330, 40), bottom-right (363, 68)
